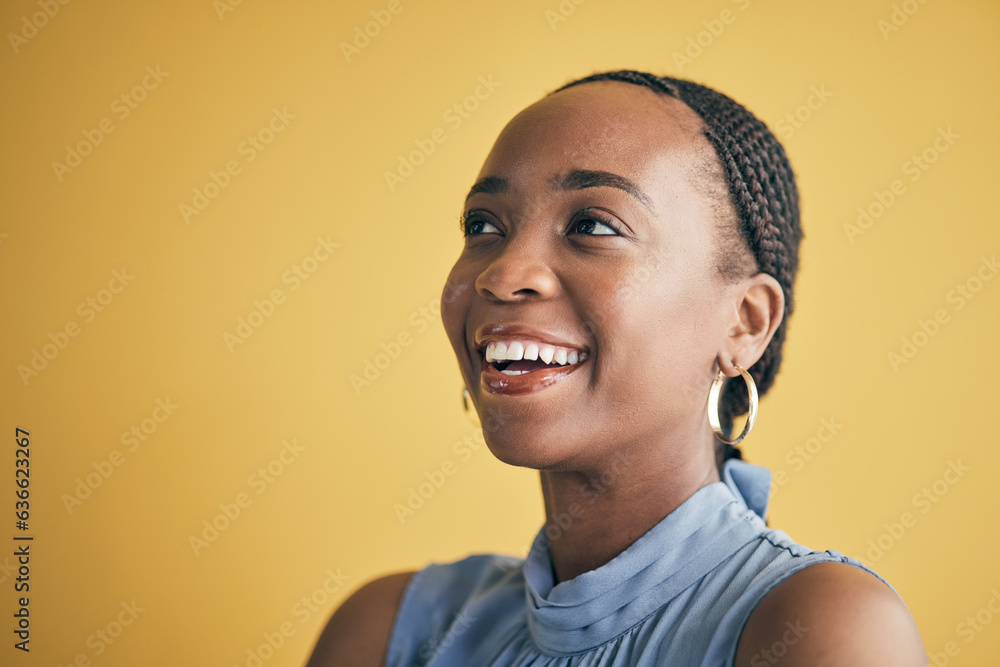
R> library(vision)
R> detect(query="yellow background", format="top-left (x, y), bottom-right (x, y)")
top-left (1, 0), bottom-right (998, 664)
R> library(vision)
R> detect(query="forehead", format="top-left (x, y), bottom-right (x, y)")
top-left (478, 81), bottom-right (710, 190)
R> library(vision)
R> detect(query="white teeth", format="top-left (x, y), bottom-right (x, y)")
top-left (482, 339), bottom-right (588, 366)
top-left (500, 369), bottom-right (529, 375)
top-left (538, 345), bottom-right (555, 364)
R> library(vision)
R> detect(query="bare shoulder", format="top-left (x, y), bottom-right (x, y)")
top-left (305, 570), bottom-right (416, 667)
top-left (734, 561), bottom-right (927, 667)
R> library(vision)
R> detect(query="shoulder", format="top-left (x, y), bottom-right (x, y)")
top-left (305, 555), bottom-right (522, 667)
top-left (305, 570), bottom-right (416, 667)
top-left (734, 561), bottom-right (927, 666)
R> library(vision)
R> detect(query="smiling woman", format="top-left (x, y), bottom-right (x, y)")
top-left (305, 70), bottom-right (928, 666)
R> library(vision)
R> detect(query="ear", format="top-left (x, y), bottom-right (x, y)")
top-left (718, 273), bottom-right (785, 376)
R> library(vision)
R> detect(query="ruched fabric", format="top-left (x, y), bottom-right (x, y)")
top-left (386, 459), bottom-right (898, 666)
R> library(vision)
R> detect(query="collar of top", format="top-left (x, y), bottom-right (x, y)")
top-left (522, 459), bottom-right (772, 655)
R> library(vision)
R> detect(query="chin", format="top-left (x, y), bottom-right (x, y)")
top-left (479, 420), bottom-right (597, 472)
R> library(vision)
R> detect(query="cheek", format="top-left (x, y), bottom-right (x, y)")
top-left (440, 264), bottom-right (475, 353)
top-left (597, 265), bottom-right (722, 397)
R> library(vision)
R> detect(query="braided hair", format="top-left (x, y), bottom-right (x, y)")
top-left (552, 70), bottom-right (802, 465)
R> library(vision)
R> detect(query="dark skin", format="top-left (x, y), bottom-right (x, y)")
top-left (307, 82), bottom-right (928, 666)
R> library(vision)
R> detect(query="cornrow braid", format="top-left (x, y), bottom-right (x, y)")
top-left (552, 70), bottom-right (802, 463)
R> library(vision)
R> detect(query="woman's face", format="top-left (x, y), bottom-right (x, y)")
top-left (441, 81), bottom-right (745, 473)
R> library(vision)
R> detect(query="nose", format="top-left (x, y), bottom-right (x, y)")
top-left (474, 237), bottom-right (559, 302)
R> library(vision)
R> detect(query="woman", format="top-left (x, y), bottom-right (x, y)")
top-left (307, 70), bottom-right (927, 666)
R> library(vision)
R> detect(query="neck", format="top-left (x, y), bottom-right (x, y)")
top-left (538, 428), bottom-right (720, 583)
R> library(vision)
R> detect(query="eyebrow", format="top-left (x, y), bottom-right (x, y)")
top-left (465, 176), bottom-right (508, 201)
top-left (464, 170), bottom-right (654, 213)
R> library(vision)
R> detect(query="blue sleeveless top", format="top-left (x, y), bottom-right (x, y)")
top-left (385, 459), bottom-right (897, 666)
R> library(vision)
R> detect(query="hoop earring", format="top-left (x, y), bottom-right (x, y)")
top-left (708, 365), bottom-right (758, 446)
top-left (462, 388), bottom-right (481, 428)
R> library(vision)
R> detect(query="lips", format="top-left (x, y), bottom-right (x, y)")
top-left (473, 325), bottom-right (589, 396)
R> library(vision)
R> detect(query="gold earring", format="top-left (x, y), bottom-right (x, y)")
top-left (462, 388), bottom-right (481, 428)
top-left (708, 365), bottom-right (758, 446)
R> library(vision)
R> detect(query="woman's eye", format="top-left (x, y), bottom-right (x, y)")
top-left (571, 217), bottom-right (619, 236)
top-left (463, 217), bottom-right (501, 236)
